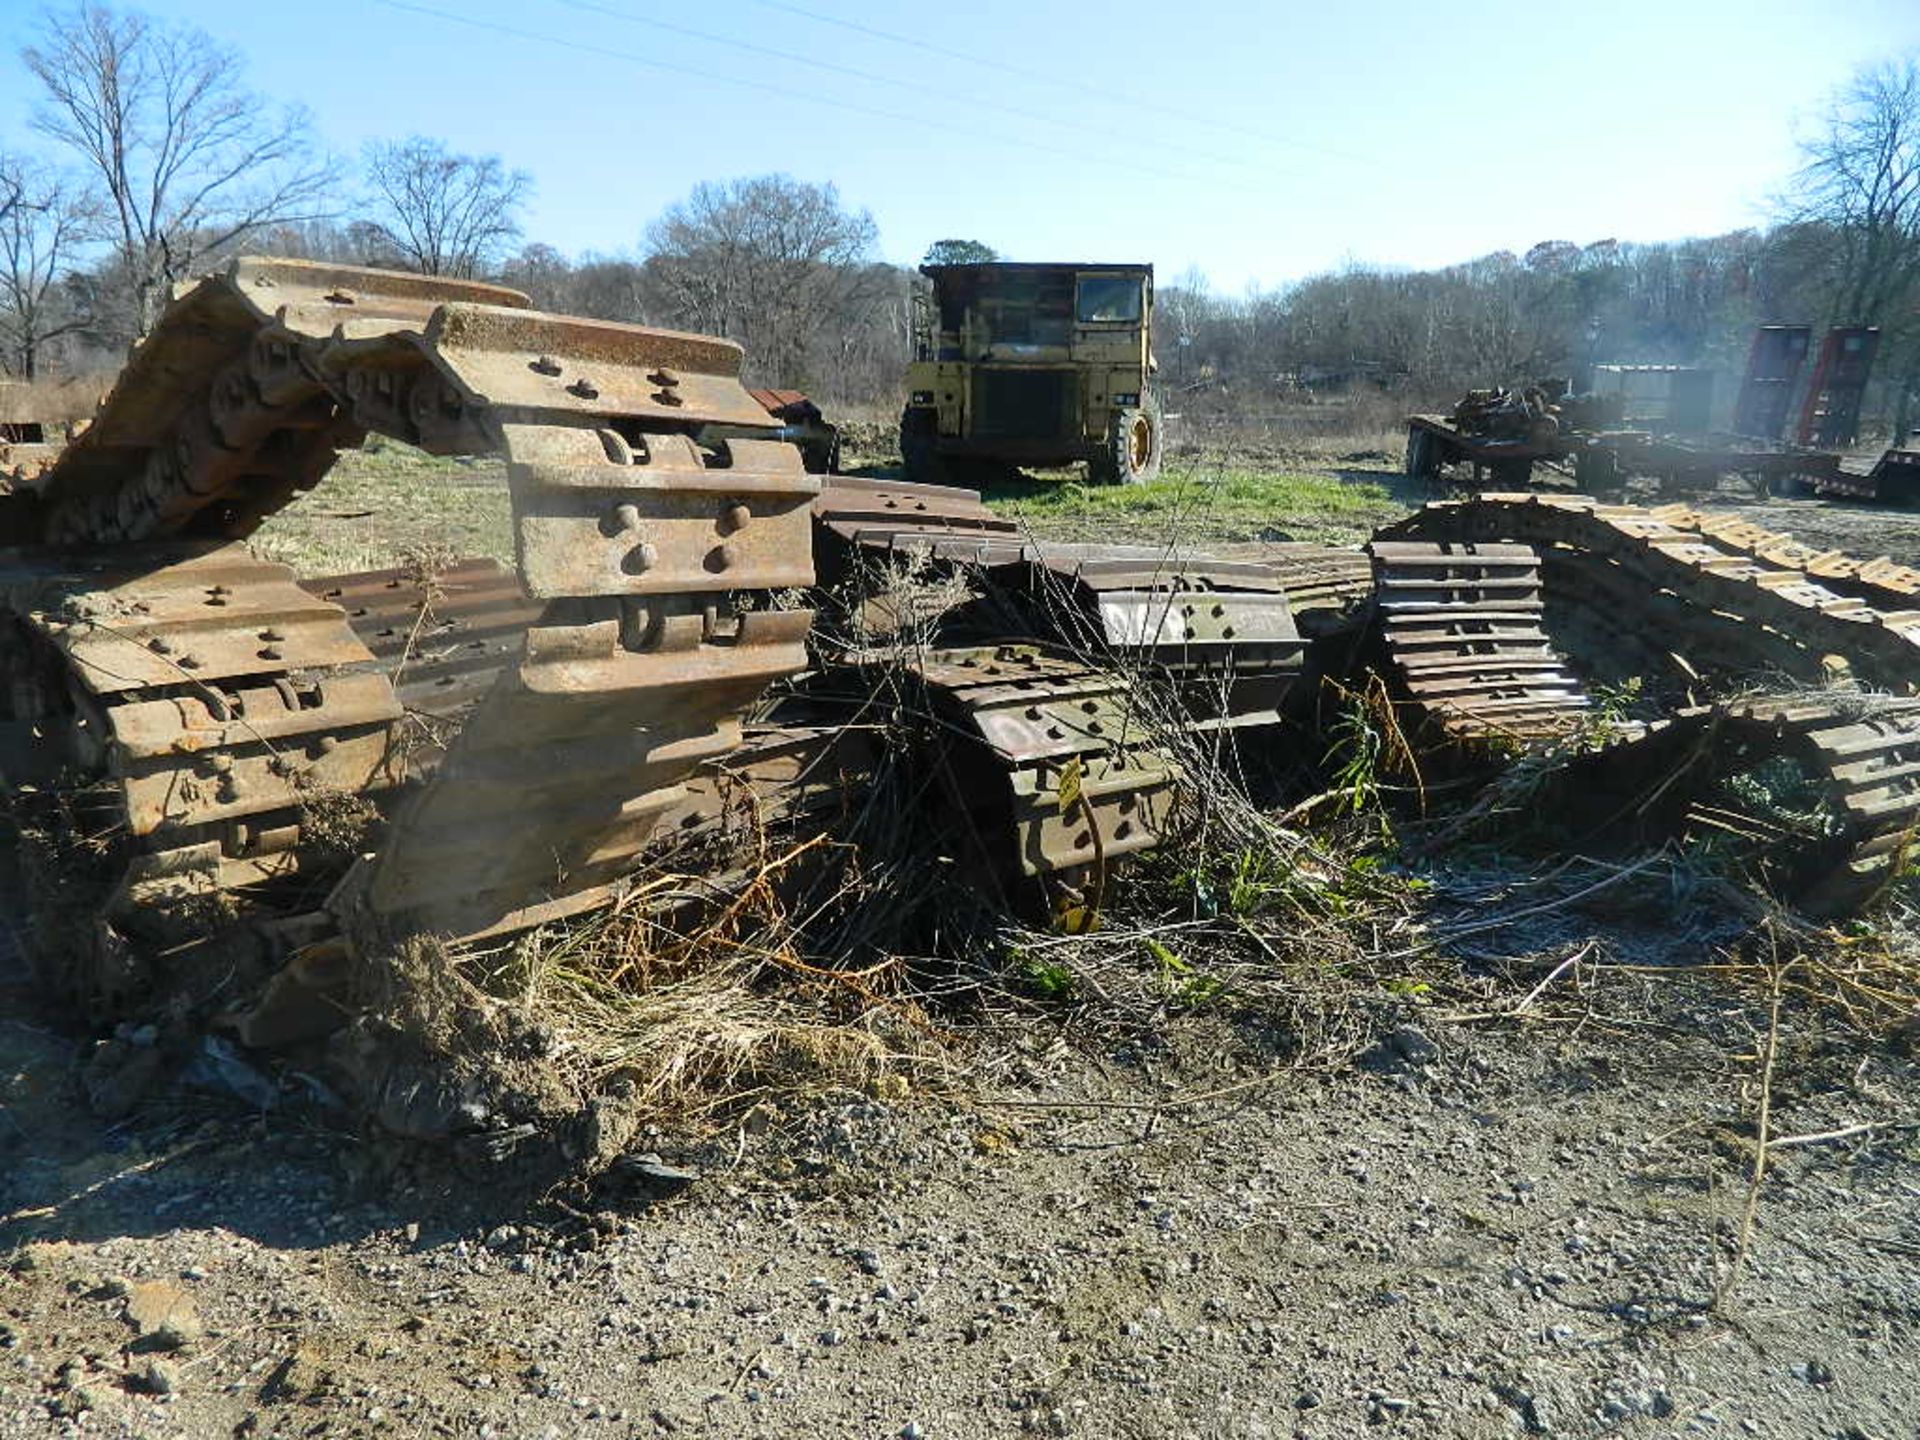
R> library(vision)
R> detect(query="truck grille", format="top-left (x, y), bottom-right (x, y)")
top-left (972, 369), bottom-right (1070, 439)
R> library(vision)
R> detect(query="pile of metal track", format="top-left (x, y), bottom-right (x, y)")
top-left (10, 257), bottom-right (1920, 1048)
top-left (1379, 493), bottom-right (1920, 908)
top-left (2, 258), bottom-right (820, 952)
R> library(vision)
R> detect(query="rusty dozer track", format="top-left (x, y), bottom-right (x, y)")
top-left (1, 257), bottom-right (818, 949)
top-left (908, 645), bottom-right (1180, 876)
top-left (1375, 495), bottom-right (1920, 906)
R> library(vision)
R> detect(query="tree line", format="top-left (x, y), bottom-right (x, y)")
top-left (2, 3), bottom-right (1916, 439)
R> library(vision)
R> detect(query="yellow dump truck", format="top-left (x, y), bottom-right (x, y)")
top-left (900, 262), bottom-right (1160, 486)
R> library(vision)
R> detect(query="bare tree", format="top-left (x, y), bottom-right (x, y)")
top-left (1789, 57), bottom-right (1920, 323)
top-left (359, 137), bottom-right (530, 279)
top-left (1786, 56), bottom-right (1920, 434)
top-left (643, 174), bottom-right (882, 385)
top-left (0, 153), bottom-right (96, 378)
top-left (23, 2), bottom-right (337, 336)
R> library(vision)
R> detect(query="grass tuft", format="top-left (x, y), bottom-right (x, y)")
top-left (983, 459), bottom-right (1397, 547)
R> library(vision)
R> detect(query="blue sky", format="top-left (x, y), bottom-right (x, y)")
top-left (0, 0), bottom-right (1915, 290)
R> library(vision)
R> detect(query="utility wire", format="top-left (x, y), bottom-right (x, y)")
top-left (736, 0), bottom-right (1379, 167)
top-left (372, 0), bottom-right (1271, 192)
top-left (549, 0), bottom-right (1284, 178)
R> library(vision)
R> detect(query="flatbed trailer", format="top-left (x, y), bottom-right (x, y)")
top-left (1570, 431), bottom-right (1846, 497)
top-left (1406, 413), bottom-right (1845, 497)
top-left (1403, 413), bottom-right (1574, 487)
top-left (1809, 446), bottom-right (1920, 504)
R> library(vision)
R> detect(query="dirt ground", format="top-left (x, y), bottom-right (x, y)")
top-left (7, 450), bottom-right (1920, 1439)
top-left (6, 928), bottom-right (1920, 1440)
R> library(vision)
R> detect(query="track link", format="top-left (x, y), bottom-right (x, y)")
top-left (904, 645), bottom-right (1182, 879)
top-left (1, 545), bottom-right (403, 891)
top-left (1722, 697), bottom-right (1920, 910)
top-left (1366, 540), bottom-right (1592, 743)
top-left (1381, 494), bottom-right (1920, 691)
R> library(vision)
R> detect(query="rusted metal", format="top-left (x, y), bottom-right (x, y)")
top-left (1403, 409), bottom-right (1570, 487)
top-left (1550, 697), bottom-right (1920, 913)
top-left (1367, 540), bottom-right (1592, 744)
top-left (1376, 499), bottom-right (1920, 907)
top-left (994, 546), bottom-right (1307, 730)
top-left (903, 644), bottom-right (1181, 877)
top-left (5, 256), bottom-right (819, 945)
top-left (1796, 325), bottom-right (1881, 448)
top-left (1380, 493), bottom-right (1920, 692)
top-left (812, 474), bottom-right (1025, 572)
top-left (303, 559), bottom-right (542, 719)
top-left (1, 544), bottom-right (404, 859)
top-left (1732, 325), bottom-right (1811, 440)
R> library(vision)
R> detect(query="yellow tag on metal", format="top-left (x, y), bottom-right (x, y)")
top-left (1058, 756), bottom-right (1084, 813)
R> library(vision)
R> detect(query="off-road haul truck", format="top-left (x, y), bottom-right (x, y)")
top-left (898, 261), bottom-right (1161, 486)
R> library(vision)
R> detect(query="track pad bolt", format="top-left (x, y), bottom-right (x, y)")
top-left (530, 355), bottom-right (561, 376)
top-left (721, 502), bottom-right (752, 533)
top-left (611, 502), bottom-right (643, 534)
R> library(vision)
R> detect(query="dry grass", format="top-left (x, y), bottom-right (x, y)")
top-left (0, 375), bottom-right (106, 429)
top-left (248, 439), bottom-right (512, 574)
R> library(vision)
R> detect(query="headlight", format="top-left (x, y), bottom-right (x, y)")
top-left (1113, 392), bottom-right (1140, 408)
top-left (910, 390), bottom-right (935, 405)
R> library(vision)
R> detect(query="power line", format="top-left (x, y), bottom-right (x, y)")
top-left (736, 0), bottom-right (1378, 168)
top-left (548, 0), bottom-right (1283, 179)
top-left (371, 0), bottom-right (1271, 193)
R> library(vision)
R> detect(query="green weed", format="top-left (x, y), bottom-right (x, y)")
top-left (983, 461), bottom-right (1397, 544)
top-left (1145, 938), bottom-right (1227, 1007)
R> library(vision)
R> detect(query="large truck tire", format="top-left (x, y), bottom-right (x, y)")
top-left (1092, 395), bottom-right (1163, 486)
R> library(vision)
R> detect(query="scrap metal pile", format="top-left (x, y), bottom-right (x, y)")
top-left (1405, 326), bottom-right (1902, 499)
top-left (4, 261), bottom-right (1918, 1052)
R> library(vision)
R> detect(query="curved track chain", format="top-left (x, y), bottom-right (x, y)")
top-left (1717, 697), bottom-right (1920, 911)
top-left (1552, 695), bottom-right (1920, 912)
top-left (1376, 497), bottom-right (1920, 907)
top-left (9, 258), bottom-right (819, 941)
top-left (1380, 494), bottom-right (1920, 691)
top-left (1627, 500), bottom-right (1920, 611)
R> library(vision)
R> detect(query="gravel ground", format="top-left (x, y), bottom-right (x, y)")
top-left (5, 935), bottom-right (1919, 1440)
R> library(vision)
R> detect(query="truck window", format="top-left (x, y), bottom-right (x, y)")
top-left (1076, 276), bottom-right (1142, 324)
